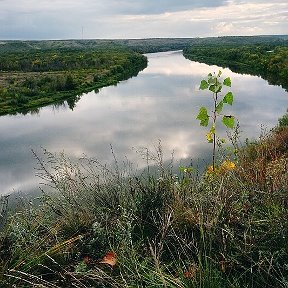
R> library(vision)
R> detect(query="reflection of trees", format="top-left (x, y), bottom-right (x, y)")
top-left (66, 95), bottom-right (82, 110)
top-left (0, 49), bottom-right (148, 116)
top-left (29, 107), bottom-right (40, 115)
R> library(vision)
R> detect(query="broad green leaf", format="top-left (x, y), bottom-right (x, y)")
top-left (200, 80), bottom-right (209, 90)
top-left (223, 77), bottom-right (231, 87)
top-left (223, 92), bottom-right (234, 105)
top-left (209, 84), bottom-right (222, 93)
top-left (216, 101), bottom-right (224, 113)
top-left (222, 115), bottom-right (235, 129)
top-left (209, 85), bottom-right (215, 92)
top-left (196, 107), bottom-right (209, 127)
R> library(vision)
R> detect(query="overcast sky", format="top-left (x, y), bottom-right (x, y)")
top-left (0, 0), bottom-right (287, 40)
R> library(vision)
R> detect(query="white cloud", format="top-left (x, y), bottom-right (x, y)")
top-left (0, 0), bottom-right (287, 39)
top-left (121, 1), bottom-right (287, 36)
top-left (214, 22), bottom-right (235, 34)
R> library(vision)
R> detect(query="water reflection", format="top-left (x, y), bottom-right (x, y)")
top-left (0, 51), bottom-right (287, 195)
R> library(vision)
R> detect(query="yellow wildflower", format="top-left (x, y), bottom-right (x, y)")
top-left (206, 160), bottom-right (235, 175)
top-left (207, 165), bottom-right (214, 174)
top-left (220, 160), bottom-right (236, 173)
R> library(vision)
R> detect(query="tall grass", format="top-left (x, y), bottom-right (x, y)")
top-left (0, 126), bottom-right (287, 287)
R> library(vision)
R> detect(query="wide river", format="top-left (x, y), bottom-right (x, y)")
top-left (0, 51), bottom-right (287, 196)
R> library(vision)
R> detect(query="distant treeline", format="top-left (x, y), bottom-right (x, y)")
top-left (0, 35), bottom-right (287, 54)
top-left (0, 48), bottom-right (147, 115)
top-left (183, 44), bottom-right (288, 91)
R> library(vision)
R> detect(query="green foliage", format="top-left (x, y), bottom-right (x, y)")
top-left (222, 115), bottom-right (235, 129)
top-left (196, 107), bottom-right (209, 127)
top-left (223, 77), bottom-right (231, 87)
top-left (200, 80), bottom-right (209, 90)
top-left (0, 35), bottom-right (286, 54)
top-left (183, 43), bottom-right (288, 91)
top-left (74, 261), bottom-right (88, 273)
top-left (0, 48), bottom-right (147, 115)
top-left (197, 71), bottom-right (235, 170)
top-left (223, 92), bottom-right (233, 105)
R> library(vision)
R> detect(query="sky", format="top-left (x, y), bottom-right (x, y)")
top-left (0, 0), bottom-right (287, 40)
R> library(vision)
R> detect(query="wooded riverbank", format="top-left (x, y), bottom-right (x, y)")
top-left (183, 44), bottom-right (288, 91)
top-left (0, 49), bottom-right (147, 115)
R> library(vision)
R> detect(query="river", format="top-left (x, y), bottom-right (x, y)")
top-left (0, 51), bottom-right (287, 196)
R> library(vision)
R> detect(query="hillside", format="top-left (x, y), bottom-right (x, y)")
top-left (0, 35), bottom-right (287, 54)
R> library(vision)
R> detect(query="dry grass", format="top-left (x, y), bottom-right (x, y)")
top-left (237, 126), bottom-right (288, 192)
top-left (0, 127), bottom-right (287, 287)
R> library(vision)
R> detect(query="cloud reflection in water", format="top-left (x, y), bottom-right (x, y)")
top-left (0, 51), bottom-right (287, 195)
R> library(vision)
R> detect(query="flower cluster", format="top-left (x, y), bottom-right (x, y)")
top-left (207, 160), bottom-right (236, 175)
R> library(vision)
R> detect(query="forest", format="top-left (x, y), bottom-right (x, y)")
top-left (183, 43), bottom-right (288, 91)
top-left (0, 48), bottom-right (147, 115)
top-left (0, 35), bottom-right (287, 53)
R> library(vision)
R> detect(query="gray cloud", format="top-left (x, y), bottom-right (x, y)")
top-left (95, 0), bottom-right (227, 15)
top-left (0, 0), bottom-right (287, 40)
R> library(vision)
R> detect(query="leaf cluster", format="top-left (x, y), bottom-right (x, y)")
top-left (197, 71), bottom-right (235, 132)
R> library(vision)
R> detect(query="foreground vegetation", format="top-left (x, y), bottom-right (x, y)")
top-left (183, 44), bottom-right (288, 91)
top-left (0, 111), bottom-right (287, 287)
top-left (0, 48), bottom-right (147, 115)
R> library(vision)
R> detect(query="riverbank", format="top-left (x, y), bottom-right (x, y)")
top-left (0, 49), bottom-right (147, 115)
top-left (0, 113), bottom-right (287, 287)
top-left (183, 44), bottom-right (288, 91)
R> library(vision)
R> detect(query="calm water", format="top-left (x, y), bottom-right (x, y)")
top-left (0, 51), bottom-right (287, 195)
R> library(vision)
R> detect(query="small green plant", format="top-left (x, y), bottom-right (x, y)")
top-left (197, 71), bottom-right (235, 171)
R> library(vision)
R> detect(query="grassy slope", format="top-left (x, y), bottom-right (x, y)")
top-left (0, 119), bottom-right (287, 287)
